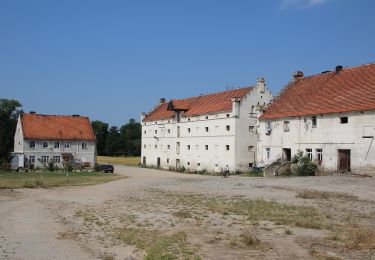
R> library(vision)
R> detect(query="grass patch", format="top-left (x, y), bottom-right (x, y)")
top-left (296, 189), bottom-right (358, 200)
top-left (0, 170), bottom-right (124, 189)
top-left (151, 189), bottom-right (327, 230)
top-left (97, 156), bottom-right (140, 166)
top-left (117, 228), bottom-right (200, 259)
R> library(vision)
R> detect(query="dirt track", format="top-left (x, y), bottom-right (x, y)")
top-left (0, 166), bottom-right (374, 259)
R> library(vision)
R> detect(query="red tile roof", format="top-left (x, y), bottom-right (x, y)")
top-left (21, 113), bottom-right (96, 141)
top-left (143, 87), bottom-right (253, 122)
top-left (261, 63), bottom-right (375, 119)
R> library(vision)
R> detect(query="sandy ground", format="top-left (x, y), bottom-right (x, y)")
top-left (0, 166), bottom-right (374, 259)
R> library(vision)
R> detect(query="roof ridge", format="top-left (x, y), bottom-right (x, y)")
top-left (23, 113), bottom-right (89, 118)
top-left (172, 85), bottom-right (253, 102)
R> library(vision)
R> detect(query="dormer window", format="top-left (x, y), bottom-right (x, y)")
top-left (81, 142), bottom-right (88, 149)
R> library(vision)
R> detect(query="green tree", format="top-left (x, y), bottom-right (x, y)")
top-left (119, 118), bottom-right (141, 156)
top-left (91, 120), bottom-right (109, 155)
top-left (0, 99), bottom-right (22, 163)
top-left (105, 126), bottom-right (122, 155)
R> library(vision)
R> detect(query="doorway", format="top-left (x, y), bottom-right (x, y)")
top-left (338, 149), bottom-right (351, 172)
top-left (282, 148), bottom-right (292, 161)
top-left (142, 156), bottom-right (146, 166)
top-left (157, 157), bottom-right (161, 168)
top-left (176, 159), bottom-right (180, 170)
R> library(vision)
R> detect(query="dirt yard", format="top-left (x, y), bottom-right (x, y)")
top-left (0, 166), bottom-right (374, 260)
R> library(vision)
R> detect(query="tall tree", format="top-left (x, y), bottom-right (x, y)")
top-left (91, 120), bottom-right (109, 155)
top-left (119, 118), bottom-right (141, 156)
top-left (105, 126), bottom-right (122, 156)
top-left (0, 99), bottom-right (22, 162)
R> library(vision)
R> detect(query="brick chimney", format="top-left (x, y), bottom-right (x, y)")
top-left (159, 98), bottom-right (166, 105)
top-left (293, 71), bottom-right (304, 80)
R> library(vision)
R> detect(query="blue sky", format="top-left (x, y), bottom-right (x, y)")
top-left (1, 0), bottom-right (374, 126)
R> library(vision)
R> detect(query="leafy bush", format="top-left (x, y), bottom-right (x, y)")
top-left (94, 163), bottom-right (100, 172)
top-left (248, 169), bottom-right (264, 177)
top-left (64, 161), bottom-right (73, 172)
top-left (291, 150), bottom-right (317, 176)
top-left (48, 161), bottom-right (55, 172)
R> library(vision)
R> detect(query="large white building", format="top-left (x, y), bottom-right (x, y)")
top-left (12, 113), bottom-right (96, 169)
top-left (257, 63), bottom-right (375, 175)
top-left (141, 79), bottom-right (273, 173)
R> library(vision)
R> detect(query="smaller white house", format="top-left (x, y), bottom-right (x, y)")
top-left (12, 112), bottom-right (96, 169)
top-left (258, 63), bottom-right (375, 175)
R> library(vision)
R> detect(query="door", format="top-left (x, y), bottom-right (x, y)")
top-left (142, 156), bottom-right (146, 166)
top-left (157, 157), bottom-right (161, 168)
top-left (176, 159), bottom-right (180, 170)
top-left (338, 149), bottom-right (351, 172)
top-left (282, 148), bottom-right (291, 161)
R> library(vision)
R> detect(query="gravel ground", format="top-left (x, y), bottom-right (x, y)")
top-left (0, 166), bottom-right (374, 259)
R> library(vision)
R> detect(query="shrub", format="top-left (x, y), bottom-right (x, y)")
top-left (64, 161), bottom-right (73, 172)
top-left (48, 161), bottom-right (55, 172)
top-left (292, 150), bottom-right (317, 176)
top-left (94, 163), bottom-right (100, 172)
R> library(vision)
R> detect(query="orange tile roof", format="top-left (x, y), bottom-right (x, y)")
top-left (21, 113), bottom-right (96, 141)
top-left (143, 87), bottom-right (253, 122)
top-left (261, 62), bottom-right (375, 119)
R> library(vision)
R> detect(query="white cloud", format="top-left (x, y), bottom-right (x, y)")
top-left (280, 0), bottom-right (329, 9)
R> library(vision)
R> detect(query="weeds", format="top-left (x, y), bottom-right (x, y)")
top-left (296, 189), bottom-right (358, 200)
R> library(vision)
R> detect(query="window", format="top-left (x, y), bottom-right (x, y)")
top-left (167, 129), bottom-right (171, 134)
top-left (205, 145), bottom-right (209, 150)
top-left (144, 144), bottom-right (146, 149)
top-left (205, 116), bottom-right (209, 120)
top-left (41, 156), bottom-right (49, 163)
top-left (155, 130), bottom-right (158, 134)
top-left (226, 125), bottom-right (230, 131)
top-left (167, 145), bottom-right (170, 149)
top-left (249, 126), bottom-right (254, 131)
top-left (187, 162), bottom-right (190, 166)
top-left (248, 146), bottom-right (254, 152)
top-left (283, 121), bottom-right (290, 132)
top-left (52, 156), bottom-right (61, 163)
top-left (312, 116), bottom-right (317, 128)
top-left (197, 163), bottom-right (201, 166)
top-left (188, 118), bottom-right (191, 121)
top-left (81, 142), bottom-right (88, 149)
top-left (187, 128), bottom-right (191, 133)
top-left (64, 142), bottom-right (70, 149)
top-left (266, 148), bottom-right (270, 159)
top-left (340, 117), bottom-right (348, 124)
top-left (306, 149), bottom-right (313, 161)
top-left (187, 145), bottom-right (191, 150)
top-left (205, 127), bottom-right (209, 132)
top-left (167, 159), bottom-right (170, 164)
top-left (43, 141), bottom-right (49, 148)
top-left (226, 114), bottom-right (230, 118)
top-left (29, 156), bottom-right (35, 163)
top-left (226, 145), bottom-right (230, 151)
top-left (30, 140), bottom-right (36, 148)
top-left (144, 131), bottom-right (146, 134)
top-left (316, 149), bottom-right (323, 161)
top-left (155, 145), bottom-right (157, 149)
top-left (54, 142), bottom-right (60, 149)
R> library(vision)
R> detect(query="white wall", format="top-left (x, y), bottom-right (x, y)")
top-left (141, 79), bottom-right (273, 173)
top-left (258, 110), bottom-right (375, 174)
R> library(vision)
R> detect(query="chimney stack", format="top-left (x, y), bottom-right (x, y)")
top-left (159, 98), bottom-right (166, 104)
top-left (293, 71), bottom-right (304, 80)
top-left (30, 111), bottom-right (36, 114)
top-left (257, 77), bottom-right (265, 93)
top-left (335, 65), bottom-right (343, 74)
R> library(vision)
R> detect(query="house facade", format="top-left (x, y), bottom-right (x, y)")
top-left (13, 113), bottom-right (96, 168)
top-left (141, 78), bottom-right (273, 173)
top-left (257, 63), bottom-right (375, 175)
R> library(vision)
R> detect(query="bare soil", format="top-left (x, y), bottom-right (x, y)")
top-left (0, 166), bottom-right (374, 259)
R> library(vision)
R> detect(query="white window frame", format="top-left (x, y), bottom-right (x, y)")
top-left (266, 148), bottom-right (270, 159)
top-left (306, 149), bottom-right (313, 161)
top-left (54, 141), bottom-right (60, 149)
top-left (312, 116), bottom-right (317, 128)
top-left (283, 121), bottom-right (290, 132)
top-left (52, 156), bottom-right (61, 163)
top-left (29, 140), bottom-right (36, 149)
top-left (42, 141), bottom-right (49, 148)
top-left (226, 125), bottom-right (230, 131)
top-left (316, 149), bottom-right (323, 161)
top-left (29, 156), bottom-right (35, 163)
top-left (81, 141), bottom-right (88, 150)
top-left (41, 156), bottom-right (49, 163)
top-left (64, 142), bottom-right (70, 149)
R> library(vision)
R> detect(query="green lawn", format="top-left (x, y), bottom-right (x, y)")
top-left (0, 170), bottom-right (125, 189)
top-left (97, 156), bottom-right (141, 166)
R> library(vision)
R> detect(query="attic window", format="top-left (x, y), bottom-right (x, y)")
top-left (340, 117), bottom-right (348, 124)
top-left (226, 114), bottom-right (230, 118)
top-left (312, 116), bottom-right (317, 128)
top-left (30, 140), bottom-right (36, 148)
